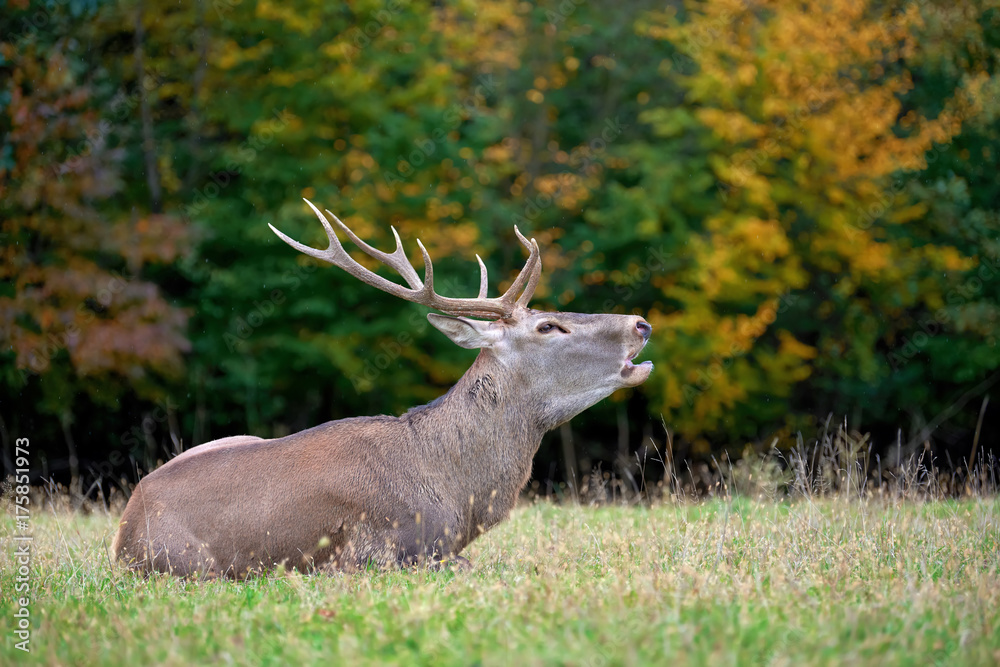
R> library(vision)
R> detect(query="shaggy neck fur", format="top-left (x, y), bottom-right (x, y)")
top-left (402, 352), bottom-right (547, 535)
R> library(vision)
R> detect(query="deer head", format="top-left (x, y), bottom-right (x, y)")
top-left (269, 199), bottom-right (653, 429)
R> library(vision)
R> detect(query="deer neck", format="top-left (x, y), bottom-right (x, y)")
top-left (404, 351), bottom-right (546, 488)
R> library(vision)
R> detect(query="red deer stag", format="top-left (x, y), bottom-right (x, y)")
top-left (113, 199), bottom-right (653, 577)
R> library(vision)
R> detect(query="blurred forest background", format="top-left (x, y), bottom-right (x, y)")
top-left (2, 0), bottom-right (1000, 498)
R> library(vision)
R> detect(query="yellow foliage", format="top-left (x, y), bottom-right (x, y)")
top-left (940, 246), bottom-right (976, 273)
top-left (777, 331), bottom-right (818, 361)
top-left (639, 0), bottom-right (986, 440)
top-left (255, 0), bottom-right (315, 33)
top-left (431, 0), bottom-right (525, 70)
top-left (216, 39), bottom-right (273, 70)
top-left (696, 109), bottom-right (765, 143)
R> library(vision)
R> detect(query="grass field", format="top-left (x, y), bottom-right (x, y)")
top-left (2, 494), bottom-right (999, 665)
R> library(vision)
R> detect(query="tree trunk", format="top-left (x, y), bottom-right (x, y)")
top-left (59, 410), bottom-right (81, 498)
top-left (181, 0), bottom-right (209, 194)
top-left (134, 0), bottom-right (163, 212)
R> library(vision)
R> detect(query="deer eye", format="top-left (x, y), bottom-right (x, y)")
top-left (537, 323), bottom-right (567, 334)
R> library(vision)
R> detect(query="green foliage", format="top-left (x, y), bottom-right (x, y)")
top-left (2, 0), bottom-right (999, 482)
top-left (592, 0), bottom-right (1000, 453)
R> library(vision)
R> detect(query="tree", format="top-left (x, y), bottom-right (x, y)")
top-left (0, 19), bottom-right (190, 486)
top-left (607, 0), bottom-right (995, 453)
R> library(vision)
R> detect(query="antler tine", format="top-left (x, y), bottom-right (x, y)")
top-left (268, 200), bottom-right (344, 264)
top-left (513, 225), bottom-right (533, 252)
top-left (413, 240), bottom-right (496, 320)
top-left (475, 255), bottom-right (489, 299)
top-left (415, 239), bottom-right (436, 299)
top-left (270, 200), bottom-right (547, 320)
top-left (516, 239), bottom-right (542, 308)
top-left (500, 226), bottom-right (541, 308)
top-left (323, 207), bottom-right (424, 291)
top-left (269, 200), bottom-right (417, 301)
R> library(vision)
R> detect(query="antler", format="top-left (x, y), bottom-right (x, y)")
top-left (267, 199), bottom-right (541, 319)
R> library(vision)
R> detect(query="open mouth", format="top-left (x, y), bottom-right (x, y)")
top-left (624, 340), bottom-right (653, 370)
top-left (621, 345), bottom-right (653, 386)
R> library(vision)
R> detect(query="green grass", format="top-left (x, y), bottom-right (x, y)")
top-left (2, 497), bottom-right (999, 665)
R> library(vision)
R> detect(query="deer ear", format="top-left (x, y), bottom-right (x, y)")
top-left (427, 314), bottom-right (500, 349)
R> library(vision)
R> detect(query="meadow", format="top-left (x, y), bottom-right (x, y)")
top-left (2, 491), bottom-right (998, 666)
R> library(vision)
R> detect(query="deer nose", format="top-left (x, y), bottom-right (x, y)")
top-left (636, 319), bottom-right (652, 341)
